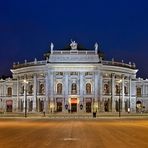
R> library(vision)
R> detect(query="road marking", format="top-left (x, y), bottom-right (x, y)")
top-left (63, 138), bottom-right (79, 141)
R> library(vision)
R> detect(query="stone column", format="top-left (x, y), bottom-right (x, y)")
top-left (79, 72), bottom-right (84, 113)
top-left (129, 76), bottom-right (132, 109)
top-left (23, 80), bottom-right (27, 113)
top-left (16, 76), bottom-right (19, 112)
top-left (146, 84), bottom-right (148, 97)
top-left (33, 74), bottom-right (37, 112)
top-left (94, 72), bottom-right (99, 112)
top-left (49, 72), bottom-right (54, 113)
top-left (64, 72), bottom-right (69, 112)
top-left (111, 73), bottom-right (116, 112)
top-left (144, 84), bottom-right (146, 97)
top-left (45, 73), bottom-right (49, 113)
top-left (99, 72), bottom-right (104, 112)
top-left (122, 75), bottom-right (125, 111)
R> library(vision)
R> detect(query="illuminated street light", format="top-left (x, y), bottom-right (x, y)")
top-left (23, 79), bottom-right (28, 117)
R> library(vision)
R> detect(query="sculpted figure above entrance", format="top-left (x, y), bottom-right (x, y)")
top-left (70, 40), bottom-right (78, 50)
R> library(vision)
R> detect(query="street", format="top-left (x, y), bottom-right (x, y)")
top-left (0, 118), bottom-right (148, 148)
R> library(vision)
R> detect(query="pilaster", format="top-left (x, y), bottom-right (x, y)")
top-left (49, 71), bottom-right (54, 112)
top-left (122, 75), bottom-right (125, 111)
top-left (33, 74), bottom-right (37, 112)
top-left (99, 72), bottom-right (104, 112)
top-left (80, 72), bottom-right (84, 101)
top-left (45, 72), bottom-right (49, 113)
top-left (111, 73), bottom-right (116, 112)
top-left (16, 76), bottom-right (19, 112)
top-left (94, 71), bottom-right (99, 112)
top-left (129, 76), bottom-right (131, 109)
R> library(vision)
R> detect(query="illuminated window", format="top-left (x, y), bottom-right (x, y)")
top-left (115, 85), bottom-right (120, 95)
top-left (71, 83), bottom-right (77, 94)
top-left (137, 87), bottom-right (142, 97)
top-left (104, 84), bottom-right (109, 95)
top-left (86, 83), bottom-right (91, 94)
top-left (28, 85), bottom-right (33, 95)
top-left (39, 84), bottom-right (44, 94)
top-left (57, 83), bottom-right (62, 94)
top-left (7, 87), bottom-right (12, 96)
top-left (124, 86), bottom-right (128, 95)
top-left (20, 86), bottom-right (24, 94)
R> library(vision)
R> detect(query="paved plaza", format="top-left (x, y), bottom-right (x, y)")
top-left (0, 118), bottom-right (148, 148)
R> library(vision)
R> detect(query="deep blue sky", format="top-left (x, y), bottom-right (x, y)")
top-left (0, 0), bottom-right (148, 78)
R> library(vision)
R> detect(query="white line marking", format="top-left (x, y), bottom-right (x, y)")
top-left (64, 138), bottom-right (79, 141)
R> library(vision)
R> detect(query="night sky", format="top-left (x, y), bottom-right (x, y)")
top-left (0, 0), bottom-right (148, 78)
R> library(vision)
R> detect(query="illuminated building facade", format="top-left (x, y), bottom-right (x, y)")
top-left (0, 41), bottom-right (148, 113)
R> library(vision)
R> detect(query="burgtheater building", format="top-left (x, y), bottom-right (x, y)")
top-left (0, 41), bottom-right (148, 113)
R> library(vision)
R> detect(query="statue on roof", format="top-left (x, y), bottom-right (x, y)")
top-left (94, 42), bottom-right (98, 54)
top-left (70, 39), bottom-right (78, 50)
top-left (50, 42), bottom-right (54, 54)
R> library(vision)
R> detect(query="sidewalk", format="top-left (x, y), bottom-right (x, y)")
top-left (0, 112), bottom-right (148, 119)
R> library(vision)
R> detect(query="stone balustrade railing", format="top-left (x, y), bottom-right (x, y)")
top-left (13, 59), bottom-right (136, 69)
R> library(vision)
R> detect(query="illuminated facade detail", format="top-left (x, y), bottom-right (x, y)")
top-left (0, 41), bottom-right (148, 113)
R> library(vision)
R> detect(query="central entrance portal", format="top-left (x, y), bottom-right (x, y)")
top-left (71, 103), bottom-right (77, 112)
top-left (71, 98), bottom-right (77, 112)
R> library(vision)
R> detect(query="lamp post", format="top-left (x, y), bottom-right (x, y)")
top-left (118, 79), bottom-right (122, 117)
top-left (24, 79), bottom-right (28, 118)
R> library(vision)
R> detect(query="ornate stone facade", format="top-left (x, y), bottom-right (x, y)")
top-left (0, 41), bottom-right (148, 113)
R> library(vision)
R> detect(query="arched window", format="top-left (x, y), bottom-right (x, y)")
top-left (28, 85), bottom-right (33, 95)
top-left (71, 83), bottom-right (77, 94)
top-left (124, 86), bottom-right (128, 95)
top-left (115, 85), bottom-right (120, 95)
top-left (39, 84), bottom-right (44, 94)
top-left (7, 87), bottom-right (12, 96)
top-left (20, 85), bottom-right (24, 95)
top-left (104, 84), bottom-right (109, 94)
top-left (57, 83), bottom-right (62, 94)
top-left (86, 83), bottom-right (91, 94)
top-left (137, 87), bottom-right (142, 97)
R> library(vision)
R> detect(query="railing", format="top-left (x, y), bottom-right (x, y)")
top-left (102, 60), bottom-right (136, 69)
top-left (52, 50), bottom-right (96, 55)
top-left (13, 60), bottom-right (47, 69)
top-left (13, 54), bottom-right (136, 70)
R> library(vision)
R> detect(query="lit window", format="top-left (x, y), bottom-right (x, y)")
top-left (71, 83), bottom-right (77, 94)
top-left (86, 83), bottom-right (91, 94)
top-left (104, 84), bottom-right (109, 95)
top-left (7, 87), bottom-right (12, 96)
top-left (28, 85), bottom-right (33, 95)
top-left (137, 87), bottom-right (142, 97)
top-left (39, 84), bottom-right (44, 94)
top-left (57, 83), bottom-right (62, 94)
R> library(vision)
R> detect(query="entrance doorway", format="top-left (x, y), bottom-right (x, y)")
top-left (71, 103), bottom-right (77, 112)
top-left (6, 100), bottom-right (13, 112)
top-left (57, 102), bottom-right (62, 112)
top-left (104, 99), bottom-right (109, 112)
top-left (86, 102), bottom-right (91, 112)
top-left (39, 100), bottom-right (44, 112)
top-left (29, 100), bottom-right (33, 112)
top-left (136, 101), bottom-right (142, 112)
top-left (71, 98), bottom-right (77, 112)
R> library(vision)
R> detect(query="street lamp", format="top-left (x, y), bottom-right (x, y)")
top-left (24, 79), bottom-right (28, 117)
top-left (118, 79), bottom-right (122, 117)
